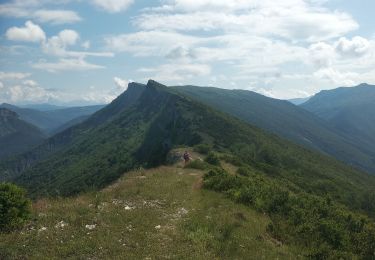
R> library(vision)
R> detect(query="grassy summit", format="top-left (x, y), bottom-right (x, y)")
top-left (0, 160), bottom-right (299, 259)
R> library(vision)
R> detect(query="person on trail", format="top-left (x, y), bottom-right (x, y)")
top-left (183, 151), bottom-right (190, 165)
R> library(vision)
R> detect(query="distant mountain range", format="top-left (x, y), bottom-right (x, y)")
top-left (288, 97), bottom-right (310, 105)
top-left (0, 103), bottom-right (104, 135)
top-left (0, 108), bottom-right (45, 160)
top-left (20, 103), bottom-right (68, 111)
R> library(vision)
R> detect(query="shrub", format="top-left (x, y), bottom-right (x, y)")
top-left (185, 160), bottom-right (208, 170)
top-left (0, 183), bottom-right (31, 232)
top-left (194, 144), bottom-right (211, 154)
top-left (237, 167), bottom-right (252, 177)
top-left (205, 152), bottom-right (220, 166)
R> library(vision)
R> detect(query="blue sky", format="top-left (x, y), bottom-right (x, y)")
top-left (0, 0), bottom-right (374, 105)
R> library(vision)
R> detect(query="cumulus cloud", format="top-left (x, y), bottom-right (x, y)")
top-left (0, 73), bottom-right (58, 104)
top-left (335, 36), bottom-right (370, 57)
top-left (5, 22), bottom-right (113, 72)
top-left (5, 21), bottom-right (46, 42)
top-left (113, 77), bottom-right (129, 92)
top-left (42, 29), bottom-right (80, 56)
top-left (92, 0), bottom-right (134, 13)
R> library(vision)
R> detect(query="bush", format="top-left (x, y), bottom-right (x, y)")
top-left (0, 183), bottom-right (31, 232)
top-left (237, 167), bottom-right (252, 176)
top-left (205, 152), bottom-right (220, 166)
top-left (185, 160), bottom-right (208, 170)
top-left (194, 144), bottom-right (211, 154)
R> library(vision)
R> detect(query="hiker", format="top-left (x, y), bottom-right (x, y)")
top-left (183, 151), bottom-right (191, 165)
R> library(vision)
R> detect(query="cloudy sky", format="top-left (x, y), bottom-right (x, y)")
top-left (0, 0), bottom-right (374, 105)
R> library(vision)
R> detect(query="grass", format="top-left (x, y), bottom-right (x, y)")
top-left (0, 163), bottom-right (300, 259)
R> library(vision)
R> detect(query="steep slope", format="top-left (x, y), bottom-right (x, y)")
top-left (0, 108), bottom-right (45, 159)
top-left (0, 103), bottom-right (104, 134)
top-left (0, 82), bottom-right (146, 182)
top-left (173, 85), bottom-right (375, 173)
top-left (50, 115), bottom-right (90, 135)
top-left (302, 83), bottom-right (375, 159)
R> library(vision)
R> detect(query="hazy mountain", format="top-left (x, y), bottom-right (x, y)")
top-left (0, 103), bottom-right (104, 134)
top-left (173, 85), bottom-right (375, 173)
top-left (302, 83), bottom-right (375, 161)
top-left (21, 103), bottom-right (68, 111)
top-left (288, 97), bottom-right (310, 105)
top-left (0, 108), bottom-right (45, 159)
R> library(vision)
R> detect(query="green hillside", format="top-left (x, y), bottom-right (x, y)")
top-left (173, 85), bottom-right (375, 174)
top-left (0, 108), bottom-right (45, 160)
top-left (1, 80), bottom-right (375, 257)
top-left (302, 83), bottom-right (375, 162)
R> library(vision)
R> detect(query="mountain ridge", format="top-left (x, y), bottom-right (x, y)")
top-left (173, 85), bottom-right (375, 174)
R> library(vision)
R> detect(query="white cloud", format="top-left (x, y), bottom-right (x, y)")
top-left (42, 29), bottom-right (114, 58)
top-left (82, 40), bottom-right (90, 50)
top-left (0, 77), bottom-right (58, 104)
top-left (137, 0), bottom-right (358, 41)
top-left (313, 68), bottom-right (359, 86)
top-left (138, 62), bottom-right (211, 82)
top-left (42, 29), bottom-right (80, 56)
top-left (335, 36), bottom-right (370, 57)
top-left (22, 79), bottom-right (38, 87)
top-left (0, 2), bottom-right (82, 24)
top-left (309, 41), bottom-right (336, 68)
top-left (5, 21), bottom-right (46, 42)
top-left (32, 58), bottom-right (105, 72)
top-left (4, 21), bottom-right (113, 72)
top-left (105, 30), bottom-right (199, 56)
top-left (33, 9), bottom-right (81, 24)
top-left (0, 72), bottom-right (31, 80)
top-left (92, 0), bottom-right (134, 13)
top-left (113, 77), bottom-right (129, 91)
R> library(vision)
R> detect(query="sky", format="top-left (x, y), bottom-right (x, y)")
top-left (0, 0), bottom-right (374, 105)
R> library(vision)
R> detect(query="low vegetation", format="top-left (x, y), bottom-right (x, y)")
top-left (0, 166), bottom-right (298, 259)
top-left (0, 183), bottom-right (31, 232)
top-left (203, 159), bottom-right (375, 258)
